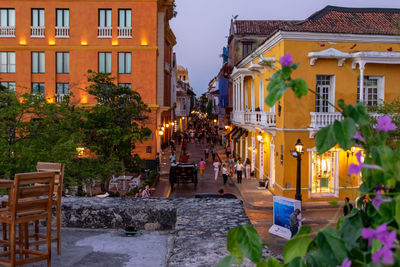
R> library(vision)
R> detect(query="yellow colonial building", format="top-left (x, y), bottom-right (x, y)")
top-left (229, 6), bottom-right (400, 201)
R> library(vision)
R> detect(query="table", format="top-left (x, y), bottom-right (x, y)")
top-left (116, 176), bottom-right (133, 191)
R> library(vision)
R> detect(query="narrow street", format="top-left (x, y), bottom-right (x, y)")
top-left (169, 141), bottom-right (239, 197)
top-left (168, 136), bottom-right (341, 255)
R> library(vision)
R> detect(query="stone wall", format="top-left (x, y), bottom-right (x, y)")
top-left (61, 197), bottom-right (281, 266)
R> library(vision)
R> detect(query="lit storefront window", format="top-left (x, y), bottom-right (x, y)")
top-left (311, 150), bottom-right (337, 194)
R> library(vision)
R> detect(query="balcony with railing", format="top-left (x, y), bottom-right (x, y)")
top-left (0, 26), bottom-right (15, 37)
top-left (309, 112), bottom-right (383, 130)
top-left (31, 26), bottom-right (45, 38)
top-left (55, 94), bottom-right (67, 103)
top-left (55, 27), bottom-right (69, 38)
top-left (118, 27), bottom-right (132, 38)
top-left (233, 110), bottom-right (276, 128)
top-left (98, 27), bottom-right (112, 38)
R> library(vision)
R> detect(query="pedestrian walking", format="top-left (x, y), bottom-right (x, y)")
top-left (211, 146), bottom-right (216, 161)
top-left (228, 155), bottom-right (234, 176)
top-left (169, 152), bottom-right (175, 163)
top-left (182, 152), bottom-right (189, 163)
top-left (199, 158), bottom-right (206, 176)
top-left (343, 197), bottom-right (353, 216)
top-left (222, 164), bottom-right (228, 185)
top-left (225, 146), bottom-right (231, 158)
top-left (234, 160), bottom-right (244, 184)
top-left (204, 146), bottom-right (209, 160)
top-left (289, 209), bottom-right (301, 238)
top-left (213, 158), bottom-right (220, 181)
top-left (245, 158), bottom-right (251, 180)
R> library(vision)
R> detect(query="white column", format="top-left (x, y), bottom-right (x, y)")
top-left (251, 81), bottom-right (255, 111)
top-left (251, 135), bottom-right (255, 172)
top-left (240, 75), bottom-right (244, 111)
top-left (259, 140), bottom-right (264, 180)
top-left (234, 78), bottom-right (238, 112)
top-left (359, 62), bottom-right (365, 103)
top-left (240, 137), bottom-right (243, 159)
top-left (245, 135), bottom-right (248, 161)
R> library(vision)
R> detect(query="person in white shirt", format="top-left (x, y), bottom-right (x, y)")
top-left (234, 160), bottom-right (244, 184)
top-left (244, 158), bottom-right (251, 180)
top-left (213, 158), bottom-right (220, 181)
top-left (222, 164), bottom-right (228, 185)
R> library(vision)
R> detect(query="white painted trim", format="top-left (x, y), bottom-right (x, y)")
top-left (238, 30), bottom-right (400, 68)
top-left (273, 182), bottom-right (309, 191)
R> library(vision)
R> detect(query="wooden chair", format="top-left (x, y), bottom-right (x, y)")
top-left (33, 162), bottom-right (64, 255)
top-left (0, 171), bottom-right (55, 267)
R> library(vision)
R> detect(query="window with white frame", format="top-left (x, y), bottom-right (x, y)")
top-left (98, 52), bottom-right (111, 73)
top-left (98, 9), bottom-right (112, 27)
top-left (32, 52), bottom-right (45, 73)
top-left (315, 75), bottom-right (335, 112)
top-left (31, 9), bottom-right (45, 27)
top-left (118, 52), bottom-right (131, 74)
top-left (0, 9), bottom-right (15, 27)
top-left (0, 52), bottom-right (15, 73)
top-left (118, 9), bottom-right (131, 27)
top-left (1, 81), bottom-right (16, 91)
top-left (357, 76), bottom-right (384, 106)
top-left (56, 9), bottom-right (69, 27)
top-left (118, 83), bottom-right (131, 89)
top-left (310, 150), bottom-right (338, 195)
top-left (32, 83), bottom-right (45, 94)
top-left (56, 52), bottom-right (69, 73)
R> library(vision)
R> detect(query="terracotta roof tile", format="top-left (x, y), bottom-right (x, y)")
top-left (234, 20), bottom-right (301, 35)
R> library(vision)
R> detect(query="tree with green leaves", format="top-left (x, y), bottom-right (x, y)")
top-left (81, 70), bottom-right (152, 190)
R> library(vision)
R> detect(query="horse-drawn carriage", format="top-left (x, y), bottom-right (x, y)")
top-left (169, 163), bottom-right (198, 191)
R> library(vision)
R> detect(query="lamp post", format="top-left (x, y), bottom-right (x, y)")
top-left (290, 139), bottom-right (304, 201)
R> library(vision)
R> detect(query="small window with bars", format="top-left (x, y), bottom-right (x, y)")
top-left (32, 83), bottom-right (45, 94)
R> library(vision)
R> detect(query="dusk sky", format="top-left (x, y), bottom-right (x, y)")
top-left (170, 0), bottom-right (400, 96)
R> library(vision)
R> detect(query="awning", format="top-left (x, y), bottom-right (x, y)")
top-left (235, 129), bottom-right (248, 141)
top-left (226, 127), bottom-right (239, 138)
top-left (231, 128), bottom-right (242, 139)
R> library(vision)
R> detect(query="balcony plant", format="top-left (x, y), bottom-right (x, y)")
top-left (219, 54), bottom-right (400, 266)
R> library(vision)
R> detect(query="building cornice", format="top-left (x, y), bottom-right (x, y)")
top-left (237, 30), bottom-right (400, 68)
top-left (0, 45), bottom-right (158, 51)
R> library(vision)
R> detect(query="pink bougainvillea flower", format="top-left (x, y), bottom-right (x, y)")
top-left (352, 131), bottom-right (366, 143)
top-left (336, 258), bottom-right (351, 267)
top-left (371, 190), bottom-right (391, 210)
top-left (348, 151), bottom-right (382, 176)
top-left (280, 53), bottom-right (293, 67)
top-left (376, 115), bottom-right (396, 133)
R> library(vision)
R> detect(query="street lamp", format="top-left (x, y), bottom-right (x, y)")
top-left (158, 130), bottom-right (164, 136)
top-left (257, 132), bottom-right (262, 142)
top-left (213, 119), bottom-right (217, 123)
top-left (290, 139), bottom-right (304, 201)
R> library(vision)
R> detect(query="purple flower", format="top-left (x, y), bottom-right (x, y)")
top-left (362, 224), bottom-right (396, 265)
top-left (348, 151), bottom-right (382, 176)
top-left (371, 190), bottom-right (391, 210)
top-left (280, 53), bottom-right (293, 67)
top-left (337, 258), bottom-right (351, 267)
top-left (372, 246), bottom-right (394, 265)
top-left (352, 131), bottom-right (365, 143)
top-left (376, 115), bottom-right (396, 133)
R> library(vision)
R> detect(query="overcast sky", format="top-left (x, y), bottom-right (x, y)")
top-left (170, 0), bottom-right (400, 96)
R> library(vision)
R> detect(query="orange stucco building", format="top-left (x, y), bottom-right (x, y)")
top-left (0, 0), bottom-right (176, 161)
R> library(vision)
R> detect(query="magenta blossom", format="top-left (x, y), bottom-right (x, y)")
top-left (337, 258), bottom-right (351, 267)
top-left (371, 190), bottom-right (391, 210)
top-left (348, 151), bottom-right (382, 176)
top-left (352, 131), bottom-right (365, 143)
top-left (280, 53), bottom-right (293, 67)
top-left (372, 246), bottom-right (394, 265)
top-left (376, 115), bottom-right (396, 133)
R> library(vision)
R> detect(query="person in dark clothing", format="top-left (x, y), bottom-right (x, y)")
top-left (343, 197), bottom-right (353, 216)
top-left (289, 209), bottom-right (301, 238)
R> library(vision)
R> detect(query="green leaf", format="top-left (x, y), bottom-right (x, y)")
top-left (316, 125), bottom-right (336, 154)
top-left (315, 227), bottom-right (348, 265)
top-left (337, 99), bottom-right (346, 110)
top-left (226, 227), bottom-right (243, 264)
top-left (265, 79), bottom-right (289, 107)
top-left (290, 78), bottom-right (309, 98)
top-left (237, 224), bottom-right (263, 263)
top-left (329, 200), bottom-right (339, 206)
top-left (256, 260), bottom-right (267, 267)
top-left (218, 256), bottom-right (234, 267)
top-left (338, 210), bottom-right (363, 250)
top-left (281, 66), bottom-right (292, 80)
top-left (283, 226), bottom-right (312, 263)
top-left (333, 118), bottom-right (356, 151)
top-left (372, 239), bottom-right (383, 254)
top-left (266, 257), bottom-right (282, 267)
top-left (395, 195), bottom-right (400, 226)
top-left (287, 257), bottom-right (306, 267)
